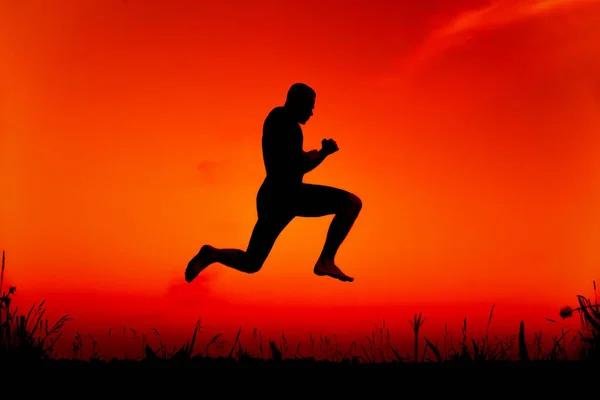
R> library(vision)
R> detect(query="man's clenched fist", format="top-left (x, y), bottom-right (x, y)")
top-left (321, 138), bottom-right (339, 156)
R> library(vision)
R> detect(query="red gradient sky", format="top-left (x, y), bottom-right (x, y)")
top-left (1, 0), bottom-right (599, 357)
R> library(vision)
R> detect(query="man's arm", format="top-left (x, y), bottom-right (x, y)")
top-left (302, 149), bottom-right (327, 174)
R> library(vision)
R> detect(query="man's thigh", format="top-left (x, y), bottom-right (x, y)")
top-left (292, 184), bottom-right (352, 217)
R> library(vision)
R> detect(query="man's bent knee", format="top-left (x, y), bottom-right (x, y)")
top-left (348, 193), bottom-right (362, 214)
top-left (244, 253), bottom-right (267, 274)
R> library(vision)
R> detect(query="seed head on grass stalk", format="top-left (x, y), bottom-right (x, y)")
top-left (1, 250), bottom-right (5, 298)
top-left (518, 321), bottom-right (530, 361)
top-left (409, 312), bottom-right (425, 362)
top-left (555, 287), bottom-right (600, 360)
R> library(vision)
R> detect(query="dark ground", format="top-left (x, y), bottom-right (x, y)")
top-left (3, 356), bottom-right (595, 396)
top-left (4, 356), bottom-right (596, 369)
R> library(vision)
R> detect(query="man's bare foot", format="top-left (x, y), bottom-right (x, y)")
top-left (185, 245), bottom-right (216, 283)
top-left (313, 259), bottom-right (354, 282)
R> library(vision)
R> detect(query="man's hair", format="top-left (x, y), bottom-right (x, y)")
top-left (286, 83), bottom-right (316, 104)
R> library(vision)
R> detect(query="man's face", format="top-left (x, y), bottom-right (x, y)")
top-left (297, 96), bottom-right (315, 125)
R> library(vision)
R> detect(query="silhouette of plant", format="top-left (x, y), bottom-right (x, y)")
top-left (2, 250), bottom-right (598, 366)
top-left (409, 312), bottom-right (425, 362)
top-left (550, 281), bottom-right (599, 360)
top-left (0, 251), bottom-right (71, 362)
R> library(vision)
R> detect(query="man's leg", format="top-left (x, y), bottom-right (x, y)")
top-left (185, 215), bottom-right (292, 283)
top-left (294, 184), bottom-right (363, 282)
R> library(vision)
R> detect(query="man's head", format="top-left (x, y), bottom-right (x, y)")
top-left (284, 83), bottom-right (316, 125)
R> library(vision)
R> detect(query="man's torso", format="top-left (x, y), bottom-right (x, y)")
top-left (261, 106), bottom-right (304, 187)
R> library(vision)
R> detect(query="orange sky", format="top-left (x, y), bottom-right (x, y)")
top-left (1, 0), bottom-right (600, 357)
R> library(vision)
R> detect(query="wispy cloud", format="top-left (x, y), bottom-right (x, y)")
top-left (196, 160), bottom-right (221, 184)
top-left (164, 271), bottom-right (217, 309)
top-left (408, 0), bottom-right (600, 68)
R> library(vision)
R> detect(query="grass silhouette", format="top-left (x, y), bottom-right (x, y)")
top-left (1, 250), bottom-right (598, 368)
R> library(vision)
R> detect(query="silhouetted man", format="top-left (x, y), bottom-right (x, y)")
top-left (185, 83), bottom-right (362, 283)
